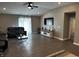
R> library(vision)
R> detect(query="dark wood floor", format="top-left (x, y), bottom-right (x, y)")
top-left (4, 34), bottom-right (79, 57)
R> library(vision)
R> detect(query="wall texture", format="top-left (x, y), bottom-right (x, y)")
top-left (0, 14), bottom-right (41, 33)
top-left (74, 4), bottom-right (79, 44)
top-left (0, 14), bottom-right (18, 32)
top-left (41, 3), bottom-right (77, 38)
top-left (31, 16), bottom-right (41, 33)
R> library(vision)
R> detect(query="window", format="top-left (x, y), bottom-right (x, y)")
top-left (18, 17), bottom-right (32, 35)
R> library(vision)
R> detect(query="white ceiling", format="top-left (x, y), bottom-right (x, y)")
top-left (0, 2), bottom-right (72, 16)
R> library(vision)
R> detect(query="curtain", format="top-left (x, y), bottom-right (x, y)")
top-left (18, 17), bottom-right (32, 36)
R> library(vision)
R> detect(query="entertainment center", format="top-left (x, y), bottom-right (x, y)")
top-left (41, 29), bottom-right (54, 37)
top-left (41, 17), bottom-right (54, 38)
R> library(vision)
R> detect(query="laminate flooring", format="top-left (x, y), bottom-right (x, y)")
top-left (4, 34), bottom-right (79, 57)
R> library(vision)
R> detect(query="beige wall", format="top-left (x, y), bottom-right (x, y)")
top-left (74, 4), bottom-right (79, 44)
top-left (0, 14), bottom-right (18, 32)
top-left (41, 3), bottom-right (77, 38)
top-left (31, 16), bottom-right (41, 33)
top-left (0, 14), bottom-right (41, 33)
top-left (41, 3), bottom-right (79, 44)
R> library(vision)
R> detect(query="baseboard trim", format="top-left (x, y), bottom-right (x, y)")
top-left (73, 42), bottom-right (79, 46)
top-left (46, 50), bottom-right (65, 57)
top-left (54, 36), bottom-right (64, 41)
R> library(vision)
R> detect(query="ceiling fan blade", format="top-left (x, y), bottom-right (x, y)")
top-left (33, 6), bottom-right (38, 8)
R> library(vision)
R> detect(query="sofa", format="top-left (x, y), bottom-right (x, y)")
top-left (7, 27), bottom-right (27, 38)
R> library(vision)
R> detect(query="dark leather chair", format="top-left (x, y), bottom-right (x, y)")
top-left (7, 27), bottom-right (27, 38)
top-left (0, 40), bottom-right (8, 52)
top-left (0, 33), bottom-right (8, 56)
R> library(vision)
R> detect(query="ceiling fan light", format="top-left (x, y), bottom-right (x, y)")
top-left (28, 6), bottom-right (31, 9)
top-left (30, 4), bottom-right (33, 6)
top-left (28, 4), bottom-right (32, 9)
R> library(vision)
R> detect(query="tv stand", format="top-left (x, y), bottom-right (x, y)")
top-left (41, 30), bottom-right (54, 38)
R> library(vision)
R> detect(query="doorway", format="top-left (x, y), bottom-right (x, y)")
top-left (63, 12), bottom-right (76, 40)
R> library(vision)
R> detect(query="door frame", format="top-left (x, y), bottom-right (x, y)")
top-left (63, 12), bottom-right (76, 40)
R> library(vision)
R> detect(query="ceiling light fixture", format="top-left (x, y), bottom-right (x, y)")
top-left (58, 2), bottom-right (61, 5)
top-left (24, 2), bottom-right (38, 10)
top-left (28, 6), bottom-right (32, 9)
top-left (28, 3), bottom-right (32, 9)
top-left (30, 3), bottom-right (33, 6)
top-left (3, 8), bottom-right (6, 10)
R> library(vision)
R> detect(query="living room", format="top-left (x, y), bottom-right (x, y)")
top-left (0, 2), bottom-right (79, 57)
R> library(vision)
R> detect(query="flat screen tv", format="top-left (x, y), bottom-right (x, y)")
top-left (44, 17), bottom-right (54, 25)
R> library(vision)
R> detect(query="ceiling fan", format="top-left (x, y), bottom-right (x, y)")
top-left (24, 2), bottom-right (38, 9)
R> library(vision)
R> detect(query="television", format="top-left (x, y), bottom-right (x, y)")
top-left (44, 17), bottom-right (54, 25)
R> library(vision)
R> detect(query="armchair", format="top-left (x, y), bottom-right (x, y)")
top-left (7, 27), bottom-right (27, 39)
top-left (0, 40), bottom-right (8, 52)
top-left (0, 33), bottom-right (8, 56)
